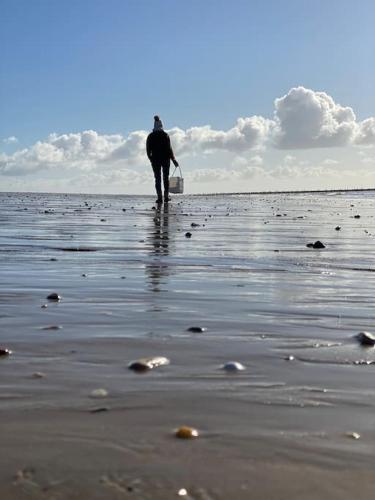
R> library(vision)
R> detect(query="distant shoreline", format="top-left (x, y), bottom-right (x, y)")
top-left (2, 187), bottom-right (375, 197)
top-left (195, 187), bottom-right (375, 196)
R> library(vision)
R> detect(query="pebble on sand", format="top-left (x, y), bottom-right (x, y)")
top-left (41, 325), bottom-right (62, 331)
top-left (335, 226), bottom-right (341, 231)
top-left (175, 426), bottom-right (199, 439)
top-left (178, 488), bottom-right (188, 496)
top-left (354, 215), bottom-right (361, 219)
top-left (46, 292), bottom-right (61, 301)
top-left (355, 331), bottom-right (375, 347)
top-left (187, 326), bottom-right (207, 333)
top-left (32, 372), bottom-right (46, 379)
top-left (185, 232), bottom-right (192, 238)
top-left (128, 356), bottom-right (170, 372)
top-left (222, 361), bottom-right (245, 372)
top-left (90, 388), bottom-right (109, 398)
top-left (0, 348), bottom-right (12, 356)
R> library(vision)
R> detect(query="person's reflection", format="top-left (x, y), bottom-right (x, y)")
top-left (146, 203), bottom-right (170, 292)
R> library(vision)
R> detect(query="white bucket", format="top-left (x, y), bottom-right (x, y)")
top-left (169, 166), bottom-right (184, 194)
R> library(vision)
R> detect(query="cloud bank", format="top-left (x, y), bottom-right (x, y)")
top-left (1, 86), bottom-right (374, 191)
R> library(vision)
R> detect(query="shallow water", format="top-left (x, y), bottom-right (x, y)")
top-left (1, 191), bottom-right (375, 496)
top-left (1, 191), bottom-right (375, 341)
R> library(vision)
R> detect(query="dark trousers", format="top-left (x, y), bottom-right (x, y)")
top-left (152, 160), bottom-right (170, 198)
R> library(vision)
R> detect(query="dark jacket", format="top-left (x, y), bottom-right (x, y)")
top-left (146, 130), bottom-right (176, 164)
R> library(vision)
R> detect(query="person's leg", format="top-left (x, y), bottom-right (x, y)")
top-left (152, 163), bottom-right (162, 202)
top-left (162, 160), bottom-right (170, 201)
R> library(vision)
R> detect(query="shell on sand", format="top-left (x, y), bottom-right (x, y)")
top-left (90, 388), bottom-right (109, 398)
top-left (346, 432), bottom-right (360, 440)
top-left (175, 426), bottom-right (199, 439)
top-left (355, 331), bottom-right (375, 346)
top-left (128, 356), bottom-right (170, 372)
top-left (222, 361), bottom-right (245, 372)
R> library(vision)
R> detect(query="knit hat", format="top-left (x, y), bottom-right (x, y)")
top-left (153, 115), bottom-right (163, 131)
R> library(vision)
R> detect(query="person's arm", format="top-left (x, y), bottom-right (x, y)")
top-left (167, 135), bottom-right (179, 166)
top-left (146, 134), bottom-right (152, 161)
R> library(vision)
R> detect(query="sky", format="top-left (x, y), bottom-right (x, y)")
top-left (1, 0), bottom-right (375, 194)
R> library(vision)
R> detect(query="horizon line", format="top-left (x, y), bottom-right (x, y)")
top-left (1, 187), bottom-right (375, 197)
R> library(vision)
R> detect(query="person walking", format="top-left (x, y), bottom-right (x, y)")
top-left (146, 115), bottom-right (179, 203)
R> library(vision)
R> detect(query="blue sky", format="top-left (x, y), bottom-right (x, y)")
top-left (1, 0), bottom-right (374, 193)
top-left (1, 0), bottom-right (374, 144)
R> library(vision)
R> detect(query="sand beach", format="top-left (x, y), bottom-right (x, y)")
top-left (1, 191), bottom-right (375, 499)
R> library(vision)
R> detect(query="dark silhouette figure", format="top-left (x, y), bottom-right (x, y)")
top-left (146, 116), bottom-right (178, 204)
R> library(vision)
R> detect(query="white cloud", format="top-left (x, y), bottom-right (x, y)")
top-left (3, 136), bottom-right (18, 144)
top-left (322, 158), bottom-right (339, 165)
top-left (168, 116), bottom-right (272, 156)
top-left (355, 117), bottom-right (375, 146)
top-left (273, 87), bottom-right (357, 148)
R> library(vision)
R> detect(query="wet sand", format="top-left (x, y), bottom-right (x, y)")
top-left (1, 191), bottom-right (375, 499)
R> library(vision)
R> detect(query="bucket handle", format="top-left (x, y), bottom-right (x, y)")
top-left (171, 164), bottom-right (183, 177)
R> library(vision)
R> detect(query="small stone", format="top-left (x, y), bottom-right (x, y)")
top-left (313, 240), bottom-right (325, 249)
top-left (307, 241), bottom-right (325, 249)
top-left (175, 426), bottom-right (199, 439)
top-left (50, 258), bottom-right (58, 261)
top-left (354, 215), bottom-right (361, 219)
top-left (185, 232), bottom-right (192, 238)
top-left (222, 361), bottom-right (245, 372)
top-left (41, 304), bottom-right (48, 309)
top-left (355, 331), bottom-right (375, 347)
top-left (191, 223), bottom-right (200, 227)
top-left (90, 407), bottom-right (109, 413)
top-left (46, 293), bottom-right (61, 301)
top-left (187, 326), bottom-right (207, 333)
top-left (128, 356), bottom-right (170, 372)
top-left (32, 372), bottom-right (45, 379)
top-left (41, 325), bottom-right (62, 331)
top-left (0, 348), bottom-right (12, 356)
top-left (285, 355), bottom-right (295, 361)
top-left (90, 388), bottom-right (108, 398)
top-left (178, 488), bottom-right (188, 496)
top-left (335, 226), bottom-right (341, 231)
top-left (346, 432), bottom-right (360, 440)
top-left (82, 273), bottom-right (87, 277)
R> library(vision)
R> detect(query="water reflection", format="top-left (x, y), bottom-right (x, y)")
top-left (146, 204), bottom-right (171, 292)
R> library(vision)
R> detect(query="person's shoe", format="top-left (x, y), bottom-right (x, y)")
top-left (156, 197), bottom-right (163, 204)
